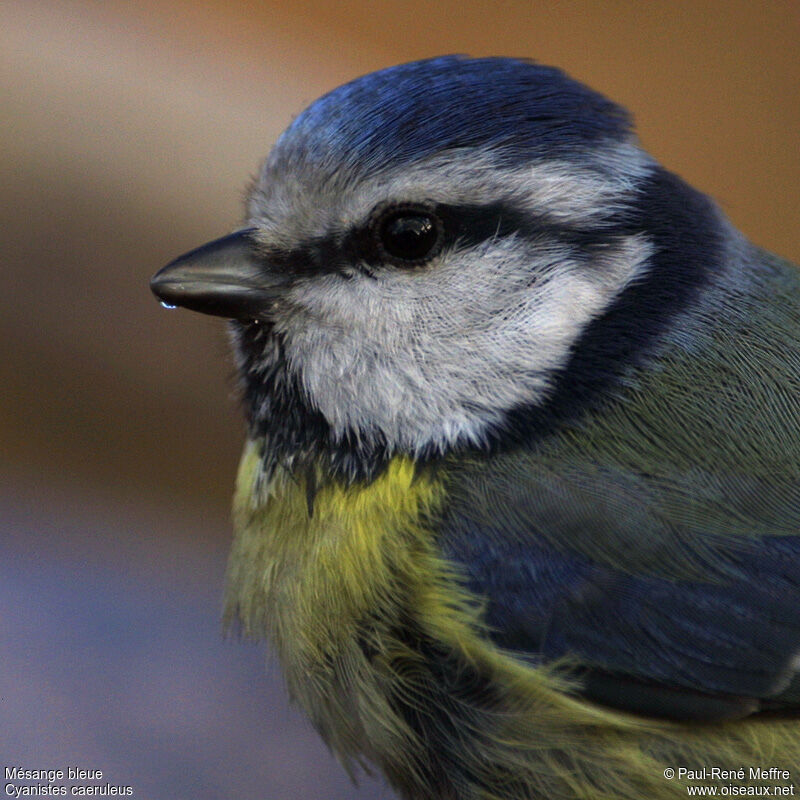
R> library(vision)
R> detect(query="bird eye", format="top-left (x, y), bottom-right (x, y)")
top-left (374, 205), bottom-right (444, 265)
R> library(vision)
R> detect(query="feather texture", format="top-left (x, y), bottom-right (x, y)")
top-left (152, 55), bottom-right (800, 800)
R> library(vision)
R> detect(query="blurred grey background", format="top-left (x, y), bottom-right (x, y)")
top-left (2, 1), bottom-right (798, 798)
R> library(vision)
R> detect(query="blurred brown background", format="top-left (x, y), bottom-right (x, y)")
top-left (1, 1), bottom-right (798, 798)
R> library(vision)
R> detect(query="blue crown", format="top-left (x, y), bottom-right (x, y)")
top-left (272, 55), bottom-right (632, 175)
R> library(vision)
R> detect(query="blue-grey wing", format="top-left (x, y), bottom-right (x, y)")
top-left (438, 455), bottom-right (800, 720)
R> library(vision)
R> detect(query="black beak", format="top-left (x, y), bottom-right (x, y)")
top-left (150, 228), bottom-right (284, 320)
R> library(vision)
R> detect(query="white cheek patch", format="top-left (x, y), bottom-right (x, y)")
top-left (280, 233), bottom-right (652, 454)
top-left (245, 137), bottom-right (656, 454)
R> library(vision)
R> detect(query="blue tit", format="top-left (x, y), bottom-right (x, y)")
top-left (151, 56), bottom-right (800, 800)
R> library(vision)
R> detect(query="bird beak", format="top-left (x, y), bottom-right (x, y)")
top-left (150, 228), bottom-right (284, 321)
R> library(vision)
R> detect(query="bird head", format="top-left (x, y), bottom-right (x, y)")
top-left (151, 56), bottom-right (722, 481)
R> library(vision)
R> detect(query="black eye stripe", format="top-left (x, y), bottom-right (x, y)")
top-left (437, 203), bottom-right (634, 250)
top-left (257, 201), bottom-right (635, 278)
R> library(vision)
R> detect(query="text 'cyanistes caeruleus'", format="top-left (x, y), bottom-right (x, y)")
top-left (151, 56), bottom-right (800, 800)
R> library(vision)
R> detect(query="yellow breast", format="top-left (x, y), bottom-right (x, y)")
top-left (225, 440), bottom-right (447, 644)
top-left (224, 440), bottom-right (470, 762)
